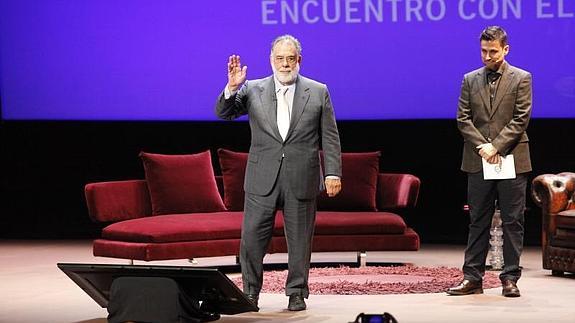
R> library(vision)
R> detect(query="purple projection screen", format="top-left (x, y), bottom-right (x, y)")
top-left (0, 0), bottom-right (574, 120)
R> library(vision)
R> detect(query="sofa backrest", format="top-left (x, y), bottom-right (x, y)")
top-left (85, 173), bottom-right (420, 223)
top-left (85, 176), bottom-right (227, 223)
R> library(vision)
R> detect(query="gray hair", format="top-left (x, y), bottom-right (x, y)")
top-left (271, 34), bottom-right (302, 55)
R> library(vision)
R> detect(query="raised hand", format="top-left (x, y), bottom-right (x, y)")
top-left (227, 55), bottom-right (247, 92)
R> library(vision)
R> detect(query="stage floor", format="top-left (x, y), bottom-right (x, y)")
top-left (1, 240), bottom-right (573, 323)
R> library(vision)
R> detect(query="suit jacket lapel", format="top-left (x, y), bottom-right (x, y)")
top-left (258, 77), bottom-right (283, 141)
top-left (286, 76), bottom-right (310, 140)
top-left (490, 65), bottom-right (515, 118)
top-left (475, 69), bottom-right (491, 115)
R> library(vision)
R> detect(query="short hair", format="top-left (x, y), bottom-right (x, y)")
top-left (271, 34), bottom-right (302, 55)
top-left (480, 26), bottom-right (508, 47)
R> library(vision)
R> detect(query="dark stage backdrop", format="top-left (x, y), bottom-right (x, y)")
top-left (1, 119), bottom-right (573, 245)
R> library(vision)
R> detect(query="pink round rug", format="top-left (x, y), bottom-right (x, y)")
top-left (231, 265), bottom-right (501, 295)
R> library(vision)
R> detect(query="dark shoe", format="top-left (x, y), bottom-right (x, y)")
top-left (197, 311), bottom-right (221, 322)
top-left (502, 280), bottom-right (520, 297)
top-left (446, 279), bottom-right (483, 295)
top-left (288, 294), bottom-right (307, 311)
top-left (245, 293), bottom-right (259, 310)
top-left (198, 301), bottom-right (222, 321)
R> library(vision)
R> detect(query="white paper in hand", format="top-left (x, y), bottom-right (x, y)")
top-left (482, 155), bottom-right (516, 180)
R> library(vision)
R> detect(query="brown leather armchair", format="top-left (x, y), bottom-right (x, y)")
top-left (532, 172), bottom-right (575, 275)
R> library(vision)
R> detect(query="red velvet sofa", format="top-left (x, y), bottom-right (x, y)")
top-left (85, 150), bottom-right (421, 262)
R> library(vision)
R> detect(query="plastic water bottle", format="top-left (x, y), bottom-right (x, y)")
top-left (488, 205), bottom-right (504, 270)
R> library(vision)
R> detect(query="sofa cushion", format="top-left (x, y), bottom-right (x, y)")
top-left (317, 151), bottom-right (381, 211)
top-left (93, 239), bottom-right (242, 261)
top-left (272, 211), bottom-right (406, 235)
top-left (314, 211), bottom-right (406, 234)
top-left (102, 212), bottom-right (244, 243)
top-left (217, 149), bottom-right (248, 211)
top-left (140, 151), bottom-right (226, 215)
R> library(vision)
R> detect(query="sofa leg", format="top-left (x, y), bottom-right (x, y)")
top-left (236, 255), bottom-right (240, 265)
top-left (357, 251), bottom-right (367, 267)
top-left (129, 259), bottom-right (134, 265)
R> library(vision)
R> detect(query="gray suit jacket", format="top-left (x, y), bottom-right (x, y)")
top-left (457, 62), bottom-right (533, 174)
top-left (215, 75), bottom-right (342, 199)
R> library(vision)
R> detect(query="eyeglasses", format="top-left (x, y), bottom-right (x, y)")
top-left (273, 55), bottom-right (298, 64)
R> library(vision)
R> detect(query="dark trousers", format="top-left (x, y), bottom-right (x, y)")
top-left (463, 172), bottom-right (528, 282)
top-left (240, 160), bottom-right (316, 298)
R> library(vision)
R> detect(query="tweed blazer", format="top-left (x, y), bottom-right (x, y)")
top-left (457, 62), bottom-right (533, 174)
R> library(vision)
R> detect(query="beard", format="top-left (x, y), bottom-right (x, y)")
top-left (272, 63), bottom-right (300, 85)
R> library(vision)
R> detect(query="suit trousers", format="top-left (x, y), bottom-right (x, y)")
top-left (463, 171), bottom-right (528, 282)
top-left (240, 158), bottom-right (317, 298)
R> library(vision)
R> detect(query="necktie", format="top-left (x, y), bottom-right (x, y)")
top-left (277, 87), bottom-right (290, 141)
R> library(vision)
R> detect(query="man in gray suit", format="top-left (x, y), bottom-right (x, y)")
top-left (448, 26), bottom-right (532, 297)
top-left (215, 35), bottom-right (342, 311)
